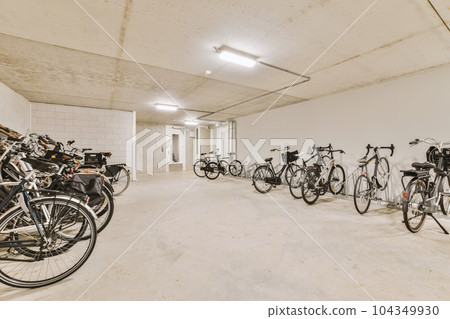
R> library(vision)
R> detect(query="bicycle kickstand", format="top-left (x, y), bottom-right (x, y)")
top-left (428, 213), bottom-right (449, 235)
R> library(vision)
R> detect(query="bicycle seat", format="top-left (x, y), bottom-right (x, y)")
top-left (22, 158), bottom-right (59, 174)
top-left (412, 162), bottom-right (435, 170)
top-left (265, 157), bottom-right (273, 162)
top-left (201, 153), bottom-right (207, 156)
top-left (357, 155), bottom-right (367, 163)
top-left (100, 152), bottom-right (112, 157)
top-left (229, 152), bottom-right (235, 155)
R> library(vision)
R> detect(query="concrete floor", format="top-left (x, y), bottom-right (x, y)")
top-left (1, 171), bottom-right (449, 301)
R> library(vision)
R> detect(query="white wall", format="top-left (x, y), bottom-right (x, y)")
top-left (0, 82), bottom-right (31, 134)
top-left (31, 103), bottom-right (134, 165)
top-left (235, 65), bottom-right (450, 201)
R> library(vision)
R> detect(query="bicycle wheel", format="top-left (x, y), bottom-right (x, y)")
top-left (0, 197), bottom-right (96, 288)
top-left (205, 162), bottom-right (220, 180)
top-left (219, 160), bottom-right (229, 175)
top-left (229, 160), bottom-right (243, 176)
top-left (285, 164), bottom-right (301, 186)
top-left (353, 174), bottom-right (372, 214)
top-left (111, 167), bottom-right (130, 195)
top-left (193, 160), bottom-right (207, 178)
top-left (439, 175), bottom-right (450, 215)
top-left (252, 166), bottom-right (274, 194)
top-left (403, 179), bottom-right (427, 233)
top-left (301, 169), bottom-right (320, 205)
top-left (289, 168), bottom-right (305, 199)
top-left (329, 164), bottom-right (345, 195)
top-left (377, 157), bottom-right (390, 191)
top-left (88, 187), bottom-right (114, 235)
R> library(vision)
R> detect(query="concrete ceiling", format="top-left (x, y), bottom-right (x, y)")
top-left (0, 0), bottom-right (449, 125)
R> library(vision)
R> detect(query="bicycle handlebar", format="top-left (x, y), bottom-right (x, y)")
top-left (365, 144), bottom-right (394, 157)
top-left (330, 149), bottom-right (345, 154)
top-left (409, 138), bottom-right (450, 152)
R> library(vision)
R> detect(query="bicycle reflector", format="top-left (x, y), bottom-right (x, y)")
top-left (403, 192), bottom-right (408, 198)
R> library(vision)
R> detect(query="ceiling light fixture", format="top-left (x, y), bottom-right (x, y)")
top-left (184, 120), bottom-right (198, 126)
top-left (155, 103), bottom-right (178, 111)
top-left (217, 46), bottom-right (257, 68)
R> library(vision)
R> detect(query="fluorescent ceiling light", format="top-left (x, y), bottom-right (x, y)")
top-left (218, 46), bottom-right (257, 67)
top-left (155, 103), bottom-right (178, 111)
top-left (184, 120), bottom-right (198, 126)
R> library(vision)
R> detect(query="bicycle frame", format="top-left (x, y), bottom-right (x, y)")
top-left (0, 179), bottom-right (46, 250)
top-left (266, 161), bottom-right (288, 178)
top-left (359, 148), bottom-right (389, 190)
top-left (311, 157), bottom-right (335, 188)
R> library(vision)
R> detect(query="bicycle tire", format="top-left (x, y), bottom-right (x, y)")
top-left (403, 178), bottom-right (427, 233)
top-left (285, 164), bottom-right (301, 186)
top-left (219, 160), bottom-right (228, 175)
top-left (353, 174), bottom-right (372, 214)
top-left (111, 167), bottom-right (130, 195)
top-left (0, 197), bottom-right (97, 288)
top-left (252, 166), bottom-right (274, 194)
top-left (229, 160), bottom-right (243, 176)
top-left (301, 169), bottom-right (320, 205)
top-left (439, 175), bottom-right (450, 215)
top-left (205, 162), bottom-right (220, 180)
top-left (87, 187), bottom-right (114, 236)
top-left (289, 167), bottom-right (305, 199)
top-left (193, 160), bottom-right (206, 178)
top-left (377, 157), bottom-right (390, 191)
top-left (328, 164), bottom-right (345, 195)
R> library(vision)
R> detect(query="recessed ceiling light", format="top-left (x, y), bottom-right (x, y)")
top-left (184, 120), bottom-right (198, 126)
top-left (218, 46), bottom-right (257, 68)
top-left (204, 70), bottom-right (212, 76)
top-left (155, 103), bottom-right (178, 111)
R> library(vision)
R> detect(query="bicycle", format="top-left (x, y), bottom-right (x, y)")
top-left (353, 144), bottom-right (395, 214)
top-left (251, 146), bottom-right (300, 193)
top-left (0, 159), bottom-right (97, 288)
top-left (300, 145), bottom-right (346, 204)
top-left (0, 135), bottom-right (114, 236)
top-left (74, 143), bottom-right (130, 196)
top-left (401, 138), bottom-right (450, 234)
top-left (193, 151), bottom-right (214, 177)
top-left (289, 144), bottom-right (334, 199)
top-left (221, 152), bottom-right (243, 177)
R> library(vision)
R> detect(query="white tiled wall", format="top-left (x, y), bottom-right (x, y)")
top-left (31, 103), bottom-right (134, 165)
top-left (0, 82), bottom-right (31, 134)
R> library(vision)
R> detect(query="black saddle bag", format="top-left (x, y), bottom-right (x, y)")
top-left (69, 174), bottom-right (105, 207)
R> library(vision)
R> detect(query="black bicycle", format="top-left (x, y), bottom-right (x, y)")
top-left (353, 144), bottom-right (394, 214)
top-left (252, 146), bottom-right (300, 193)
top-left (193, 151), bottom-right (215, 177)
top-left (401, 138), bottom-right (450, 234)
top-left (203, 152), bottom-right (243, 180)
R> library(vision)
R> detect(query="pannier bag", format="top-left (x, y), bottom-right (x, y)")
top-left (69, 174), bottom-right (105, 206)
top-left (104, 164), bottom-right (122, 178)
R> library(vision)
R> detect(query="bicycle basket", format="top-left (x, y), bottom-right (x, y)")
top-left (287, 150), bottom-right (299, 163)
top-left (84, 152), bottom-right (106, 166)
